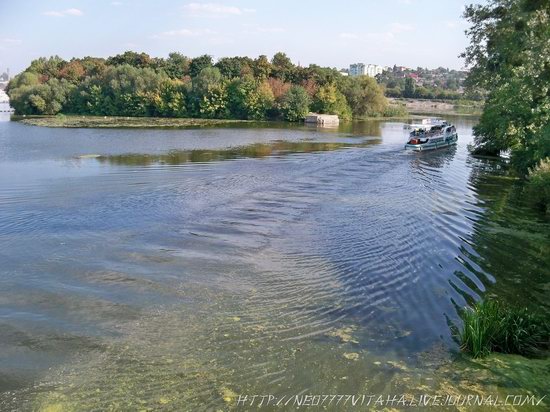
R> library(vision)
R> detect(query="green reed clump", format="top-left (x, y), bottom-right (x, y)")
top-left (459, 300), bottom-right (550, 358)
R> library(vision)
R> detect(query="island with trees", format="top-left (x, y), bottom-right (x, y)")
top-left (6, 51), bottom-right (401, 126)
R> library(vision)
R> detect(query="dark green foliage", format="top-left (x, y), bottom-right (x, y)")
top-left (403, 77), bottom-right (416, 98)
top-left (339, 75), bottom-right (388, 118)
top-left (163, 52), bottom-right (190, 79)
top-left (188, 55), bottom-right (213, 78)
top-left (215, 56), bottom-right (253, 79)
top-left (107, 51), bottom-right (152, 68)
top-left (463, 0), bottom-right (550, 174)
top-left (279, 86), bottom-right (310, 121)
top-left (8, 72), bottom-right (74, 115)
top-left (7, 51), bottom-right (390, 120)
top-left (271, 52), bottom-right (295, 82)
top-left (252, 55), bottom-right (272, 80)
top-left (458, 300), bottom-right (550, 358)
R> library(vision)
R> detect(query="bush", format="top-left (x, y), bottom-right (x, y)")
top-left (458, 300), bottom-right (550, 358)
top-left (525, 158), bottom-right (550, 214)
top-left (382, 103), bottom-right (408, 117)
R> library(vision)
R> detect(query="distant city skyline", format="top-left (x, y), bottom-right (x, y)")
top-left (1, 0), bottom-right (480, 75)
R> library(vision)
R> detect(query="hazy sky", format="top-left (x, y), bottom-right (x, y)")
top-left (0, 0), bottom-right (479, 75)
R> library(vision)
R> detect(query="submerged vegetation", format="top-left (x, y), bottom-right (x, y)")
top-left (13, 115), bottom-right (250, 129)
top-left (6, 51), bottom-right (392, 122)
top-left (459, 300), bottom-right (550, 358)
top-left (462, 0), bottom-right (550, 212)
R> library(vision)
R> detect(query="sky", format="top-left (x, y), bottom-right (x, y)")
top-left (0, 0), bottom-right (479, 75)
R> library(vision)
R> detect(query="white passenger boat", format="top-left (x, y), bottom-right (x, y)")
top-left (404, 118), bottom-right (458, 151)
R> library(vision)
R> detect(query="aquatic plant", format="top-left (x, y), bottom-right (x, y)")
top-left (459, 300), bottom-right (550, 358)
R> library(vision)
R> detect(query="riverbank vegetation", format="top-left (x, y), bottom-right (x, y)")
top-left (463, 0), bottom-right (550, 213)
top-left (459, 300), bottom-right (550, 358)
top-left (6, 52), bottom-right (394, 122)
top-left (13, 115), bottom-right (250, 129)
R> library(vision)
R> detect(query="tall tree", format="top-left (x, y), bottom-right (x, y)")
top-left (279, 86), bottom-right (310, 121)
top-left (188, 55), bottom-right (214, 78)
top-left (164, 52), bottom-right (190, 79)
top-left (271, 52), bottom-right (295, 82)
top-left (463, 0), bottom-right (550, 172)
top-left (403, 77), bottom-right (416, 98)
top-left (253, 55), bottom-right (272, 80)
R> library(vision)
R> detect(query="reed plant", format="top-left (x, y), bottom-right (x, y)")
top-left (459, 300), bottom-right (550, 358)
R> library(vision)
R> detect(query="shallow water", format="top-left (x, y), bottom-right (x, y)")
top-left (0, 117), bottom-right (548, 410)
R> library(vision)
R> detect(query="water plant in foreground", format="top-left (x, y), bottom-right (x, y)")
top-left (458, 300), bottom-right (550, 358)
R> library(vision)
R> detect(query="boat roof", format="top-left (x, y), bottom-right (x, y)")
top-left (408, 118), bottom-right (450, 130)
top-left (421, 118), bottom-right (445, 124)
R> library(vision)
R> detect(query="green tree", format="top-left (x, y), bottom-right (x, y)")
top-left (279, 85), bottom-right (310, 121)
top-left (227, 78), bottom-right (274, 120)
top-left (107, 51), bottom-right (153, 68)
top-left (271, 52), bottom-right (295, 82)
top-left (463, 0), bottom-right (550, 173)
top-left (164, 52), bottom-right (190, 79)
top-left (312, 83), bottom-right (352, 120)
top-left (189, 55), bottom-right (213, 78)
top-left (27, 56), bottom-right (66, 79)
top-left (340, 76), bottom-right (388, 117)
top-left (189, 67), bottom-right (228, 118)
top-left (151, 79), bottom-right (189, 117)
top-left (79, 57), bottom-right (107, 77)
top-left (8, 76), bottom-right (74, 115)
top-left (215, 56), bottom-right (253, 79)
top-left (253, 55), bottom-right (272, 80)
top-left (403, 77), bottom-right (416, 98)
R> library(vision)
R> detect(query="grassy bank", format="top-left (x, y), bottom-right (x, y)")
top-left (458, 300), bottom-right (550, 358)
top-left (12, 115), bottom-right (254, 129)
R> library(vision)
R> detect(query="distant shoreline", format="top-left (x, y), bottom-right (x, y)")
top-left (390, 98), bottom-right (483, 116)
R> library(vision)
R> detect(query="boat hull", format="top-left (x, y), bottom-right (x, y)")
top-left (405, 134), bottom-right (458, 151)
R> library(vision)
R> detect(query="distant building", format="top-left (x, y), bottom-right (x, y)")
top-left (350, 63), bottom-right (386, 78)
top-left (339, 69), bottom-right (349, 76)
top-left (349, 63), bottom-right (365, 77)
top-left (366, 64), bottom-right (384, 77)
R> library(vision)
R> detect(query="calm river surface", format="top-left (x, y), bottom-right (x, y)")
top-left (0, 115), bottom-right (548, 410)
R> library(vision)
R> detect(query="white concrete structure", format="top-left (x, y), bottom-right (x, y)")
top-left (305, 113), bottom-right (340, 126)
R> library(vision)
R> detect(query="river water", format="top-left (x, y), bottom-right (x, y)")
top-left (0, 115), bottom-right (548, 410)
